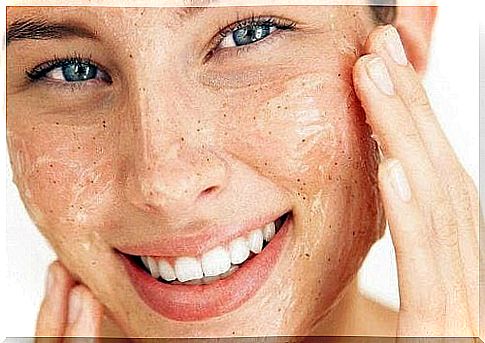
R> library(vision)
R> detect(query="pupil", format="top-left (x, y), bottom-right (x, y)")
top-left (233, 24), bottom-right (271, 46)
top-left (62, 62), bottom-right (97, 82)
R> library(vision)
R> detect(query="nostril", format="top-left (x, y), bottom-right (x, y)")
top-left (199, 186), bottom-right (219, 198)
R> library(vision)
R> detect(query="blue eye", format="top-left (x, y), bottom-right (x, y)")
top-left (218, 17), bottom-right (296, 49)
top-left (58, 61), bottom-right (98, 82)
top-left (27, 57), bottom-right (111, 84)
top-left (230, 24), bottom-right (276, 47)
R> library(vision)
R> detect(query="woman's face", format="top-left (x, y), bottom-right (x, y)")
top-left (7, 5), bottom-right (384, 336)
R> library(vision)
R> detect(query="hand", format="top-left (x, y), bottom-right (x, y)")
top-left (352, 25), bottom-right (478, 336)
top-left (35, 261), bottom-right (104, 342)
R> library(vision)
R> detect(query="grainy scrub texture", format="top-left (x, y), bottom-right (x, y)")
top-left (8, 3), bottom-right (477, 339)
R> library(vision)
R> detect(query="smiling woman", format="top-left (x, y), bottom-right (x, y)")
top-left (5, 2), bottom-right (479, 340)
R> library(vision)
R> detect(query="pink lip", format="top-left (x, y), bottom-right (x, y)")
top-left (117, 209), bottom-right (290, 257)
top-left (119, 215), bottom-right (292, 321)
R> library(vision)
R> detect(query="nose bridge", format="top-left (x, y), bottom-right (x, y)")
top-left (124, 73), bottom-right (228, 214)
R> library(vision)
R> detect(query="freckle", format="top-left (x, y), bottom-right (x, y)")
top-left (352, 231), bottom-right (356, 236)
top-left (129, 54), bottom-right (133, 58)
top-left (197, 120), bottom-right (201, 124)
top-left (264, 162), bottom-right (268, 166)
top-left (52, 180), bottom-right (57, 184)
top-left (338, 73), bottom-right (341, 77)
top-left (196, 128), bottom-right (200, 132)
top-left (303, 182), bottom-right (306, 186)
top-left (55, 122), bottom-right (59, 125)
top-left (92, 136), bottom-right (96, 140)
top-left (49, 164), bottom-right (53, 168)
top-left (277, 105), bottom-right (281, 109)
top-left (93, 161), bottom-right (97, 165)
top-left (223, 113), bottom-right (227, 117)
top-left (297, 178), bottom-right (300, 182)
top-left (32, 126), bottom-right (36, 131)
top-left (301, 139), bottom-right (306, 142)
top-left (303, 196), bottom-right (306, 200)
top-left (77, 146), bottom-right (81, 150)
top-left (253, 116), bottom-right (256, 120)
top-left (181, 137), bottom-right (185, 141)
top-left (206, 158), bottom-right (210, 162)
top-left (305, 253), bottom-right (310, 257)
top-left (284, 106), bottom-right (288, 110)
top-left (268, 131), bottom-right (272, 135)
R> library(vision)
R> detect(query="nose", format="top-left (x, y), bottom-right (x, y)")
top-left (122, 68), bottom-right (229, 215)
top-left (126, 141), bottom-right (229, 214)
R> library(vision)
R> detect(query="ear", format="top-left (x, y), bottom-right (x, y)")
top-left (393, 6), bottom-right (438, 75)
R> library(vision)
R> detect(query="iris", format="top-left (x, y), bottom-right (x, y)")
top-left (232, 24), bottom-right (273, 46)
top-left (61, 61), bottom-right (97, 82)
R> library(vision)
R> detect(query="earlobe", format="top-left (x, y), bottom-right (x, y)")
top-left (393, 6), bottom-right (438, 75)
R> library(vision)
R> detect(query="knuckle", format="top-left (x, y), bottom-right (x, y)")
top-left (422, 203), bottom-right (459, 249)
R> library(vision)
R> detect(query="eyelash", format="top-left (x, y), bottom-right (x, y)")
top-left (26, 52), bottom-right (111, 86)
top-left (217, 15), bottom-right (296, 42)
top-left (25, 15), bottom-right (297, 84)
top-left (208, 15), bottom-right (297, 57)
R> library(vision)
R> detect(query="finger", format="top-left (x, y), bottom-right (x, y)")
top-left (64, 285), bottom-right (104, 340)
top-left (378, 159), bottom-right (472, 336)
top-left (365, 25), bottom-right (479, 330)
top-left (352, 53), bottom-right (457, 239)
top-left (365, 25), bottom-right (462, 175)
top-left (35, 261), bottom-right (75, 341)
top-left (366, 25), bottom-right (478, 232)
top-left (353, 55), bottom-right (472, 333)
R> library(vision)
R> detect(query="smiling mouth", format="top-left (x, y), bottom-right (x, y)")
top-left (119, 211), bottom-right (292, 321)
top-left (124, 211), bottom-right (291, 286)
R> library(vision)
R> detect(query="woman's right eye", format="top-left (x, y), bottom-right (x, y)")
top-left (27, 58), bottom-right (111, 84)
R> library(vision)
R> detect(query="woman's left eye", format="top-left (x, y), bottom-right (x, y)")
top-left (220, 23), bottom-right (277, 48)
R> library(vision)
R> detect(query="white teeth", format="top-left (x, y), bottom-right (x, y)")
top-left (147, 257), bottom-right (160, 278)
top-left (158, 259), bottom-right (176, 281)
top-left (201, 246), bottom-right (231, 277)
top-left (247, 229), bottom-right (263, 254)
top-left (229, 237), bottom-right (250, 264)
top-left (141, 220), bottom-right (279, 282)
top-left (141, 256), bottom-right (150, 270)
top-left (263, 221), bottom-right (276, 242)
top-left (174, 257), bottom-right (203, 282)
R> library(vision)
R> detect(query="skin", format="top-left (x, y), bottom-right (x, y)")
top-left (6, 4), bottom-right (478, 339)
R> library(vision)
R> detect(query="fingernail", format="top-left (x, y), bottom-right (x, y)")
top-left (384, 26), bottom-right (408, 66)
top-left (67, 289), bottom-right (83, 325)
top-left (388, 159), bottom-right (411, 202)
top-left (366, 57), bottom-right (395, 96)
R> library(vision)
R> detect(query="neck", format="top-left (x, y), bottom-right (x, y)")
top-left (310, 277), bottom-right (362, 335)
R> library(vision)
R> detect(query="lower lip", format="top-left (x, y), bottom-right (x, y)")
top-left (120, 215), bottom-right (292, 321)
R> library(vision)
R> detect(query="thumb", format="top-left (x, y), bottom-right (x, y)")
top-left (64, 285), bottom-right (104, 340)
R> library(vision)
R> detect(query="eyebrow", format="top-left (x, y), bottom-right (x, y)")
top-left (6, 17), bottom-right (98, 46)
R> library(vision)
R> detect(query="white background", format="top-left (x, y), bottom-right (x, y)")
top-left (1, 1), bottom-right (481, 337)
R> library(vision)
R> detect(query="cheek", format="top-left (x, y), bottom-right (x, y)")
top-left (7, 125), bottom-right (116, 229)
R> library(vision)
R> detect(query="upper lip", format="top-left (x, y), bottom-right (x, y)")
top-left (115, 208), bottom-right (291, 258)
